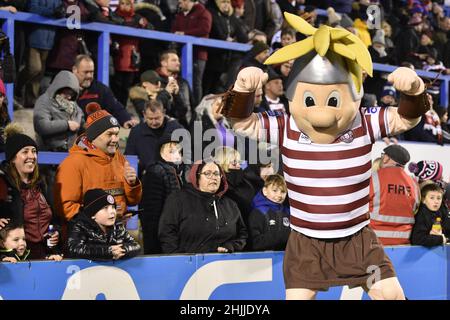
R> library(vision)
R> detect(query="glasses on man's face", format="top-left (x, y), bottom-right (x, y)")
top-left (200, 171), bottom-right (221, 179)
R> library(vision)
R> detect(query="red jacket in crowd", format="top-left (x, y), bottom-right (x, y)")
top-left (171, 2), bottom-right (212, 61)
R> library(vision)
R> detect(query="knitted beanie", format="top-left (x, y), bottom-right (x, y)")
top-left (408, 160), bottom-right (443, 182)
top-left (5, 133), bottom-right (38, 162)
top-left (85, 110), bottom-right (120, 142)
top-left (83, 189), bottom-right (116, 217)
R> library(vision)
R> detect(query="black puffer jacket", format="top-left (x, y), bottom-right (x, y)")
top-left (158, 162), bottom-right (248, 254)
top-left (67, 213), bottom-right (140, 260)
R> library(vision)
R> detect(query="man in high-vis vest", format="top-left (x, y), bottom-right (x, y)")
top-left (369, 144), bottom-right (420, 245)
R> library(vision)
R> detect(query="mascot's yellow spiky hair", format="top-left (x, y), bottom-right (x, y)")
top-left (265, 13), bottom-right (373, 95)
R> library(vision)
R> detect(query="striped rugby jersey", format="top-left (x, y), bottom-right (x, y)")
top-left (256, 106), bottom-right (391, 238)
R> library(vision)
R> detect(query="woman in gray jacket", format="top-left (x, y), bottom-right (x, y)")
top-left (33, 70), bottom-right (84, 152)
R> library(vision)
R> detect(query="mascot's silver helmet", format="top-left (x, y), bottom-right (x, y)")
top-left (285, 51), bottom-right (364, 102)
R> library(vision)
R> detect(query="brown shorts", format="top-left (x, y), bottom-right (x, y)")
top-left (283, 226), bottom-right (396, 291)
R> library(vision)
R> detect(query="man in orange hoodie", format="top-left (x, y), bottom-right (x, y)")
top-left (54, 109), bottom-right (142, 222)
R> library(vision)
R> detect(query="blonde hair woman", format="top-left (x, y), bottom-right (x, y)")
top-left (214, 146), bottom-right (256, 224)
top-left (214, 146), bottom-right (242, 173)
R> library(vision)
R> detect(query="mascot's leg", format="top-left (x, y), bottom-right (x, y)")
top-left (367, 277), bottom-right (405, 300)
top-left (286, 288), bottom-right (318, 300)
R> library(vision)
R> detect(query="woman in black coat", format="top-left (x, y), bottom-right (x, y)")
top-left (158, 161), bottom-right (248, 254)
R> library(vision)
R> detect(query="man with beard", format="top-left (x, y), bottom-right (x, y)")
top-left (54, 110), bottom-right (142, 224)
top-left (72, 55), bottom-right (138, 129)
top-left (156, 50), bottom-right (194, 127)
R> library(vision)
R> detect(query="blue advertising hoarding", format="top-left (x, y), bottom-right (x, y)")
top-left (0, 246), bottom-right (446, 300)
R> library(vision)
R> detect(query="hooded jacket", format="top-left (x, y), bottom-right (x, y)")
top-left (158, 162), bottom-right (248, 254)
top-left (248, 191), bottom-right (290, 251)
top-left (33, 70), bottom-right (84, 151)
top-left (54, 135), bottom-right (142, 221)
top-left (67, 212), bottom-right (140, 260)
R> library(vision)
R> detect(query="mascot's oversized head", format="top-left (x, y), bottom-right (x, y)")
top-left (265, 13), bottom-right (373, 144)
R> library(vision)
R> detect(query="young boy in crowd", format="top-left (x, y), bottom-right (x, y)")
top-left (141, 135), bottom-right (189, 254)
top-left (0, 222), bottom-right (62, 263)
top-left (67, 188), bottom-right (141, 260)
top-left (411, 183), bottom-right (450, 247)
top-left (247, 174), bottom-right (290, 251)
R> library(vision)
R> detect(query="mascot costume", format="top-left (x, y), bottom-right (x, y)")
top-left (218, 13), bottom-right (430, 300)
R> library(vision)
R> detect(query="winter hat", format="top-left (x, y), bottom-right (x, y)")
top-left (85, 110), bottom-right (120, 142)
top-left (372, 29), bottom-right (386, 46)
top-left (0, 78), bottom-right (5, 96)
top-left (157, 133), bottom-right (181, 153)
top-left (4, 124), bottom-right (38, 162)
top-left (249, 41), bottom-right (270, 58)
top-left (381, 85), bottom-right (396, 98)
top-left (83, 188), bottom-right (116, 217)
top-left (408, 160), bottom-right (443, 182)
top-left (383, 144), bottom-right (410, 166)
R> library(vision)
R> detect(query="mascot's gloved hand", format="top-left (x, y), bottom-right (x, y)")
top-left (219, 67), bottom-right (269, 118)
top-left (234, 67), bottom-right (269, 93)
top-left (388, 67), bottom-right (430, 118)
top-left (387, 67), bottom-right (425, 96)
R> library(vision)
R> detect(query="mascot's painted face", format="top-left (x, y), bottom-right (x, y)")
top-left (290, 82), bottom-right (361, 144)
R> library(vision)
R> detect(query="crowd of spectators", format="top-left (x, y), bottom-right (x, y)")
top-left (0, 0), bottom-right (450, 262)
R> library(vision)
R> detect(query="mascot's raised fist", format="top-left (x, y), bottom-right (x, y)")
top-left (387, 67), bottom-right (425, 96)
top-left (234, 67), bottom-right (269, 93)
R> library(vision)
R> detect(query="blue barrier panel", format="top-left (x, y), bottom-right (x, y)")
top-left (0, 247), bottom-right (447, 300)
top-left (195, 252), bottom-right (285, 300)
